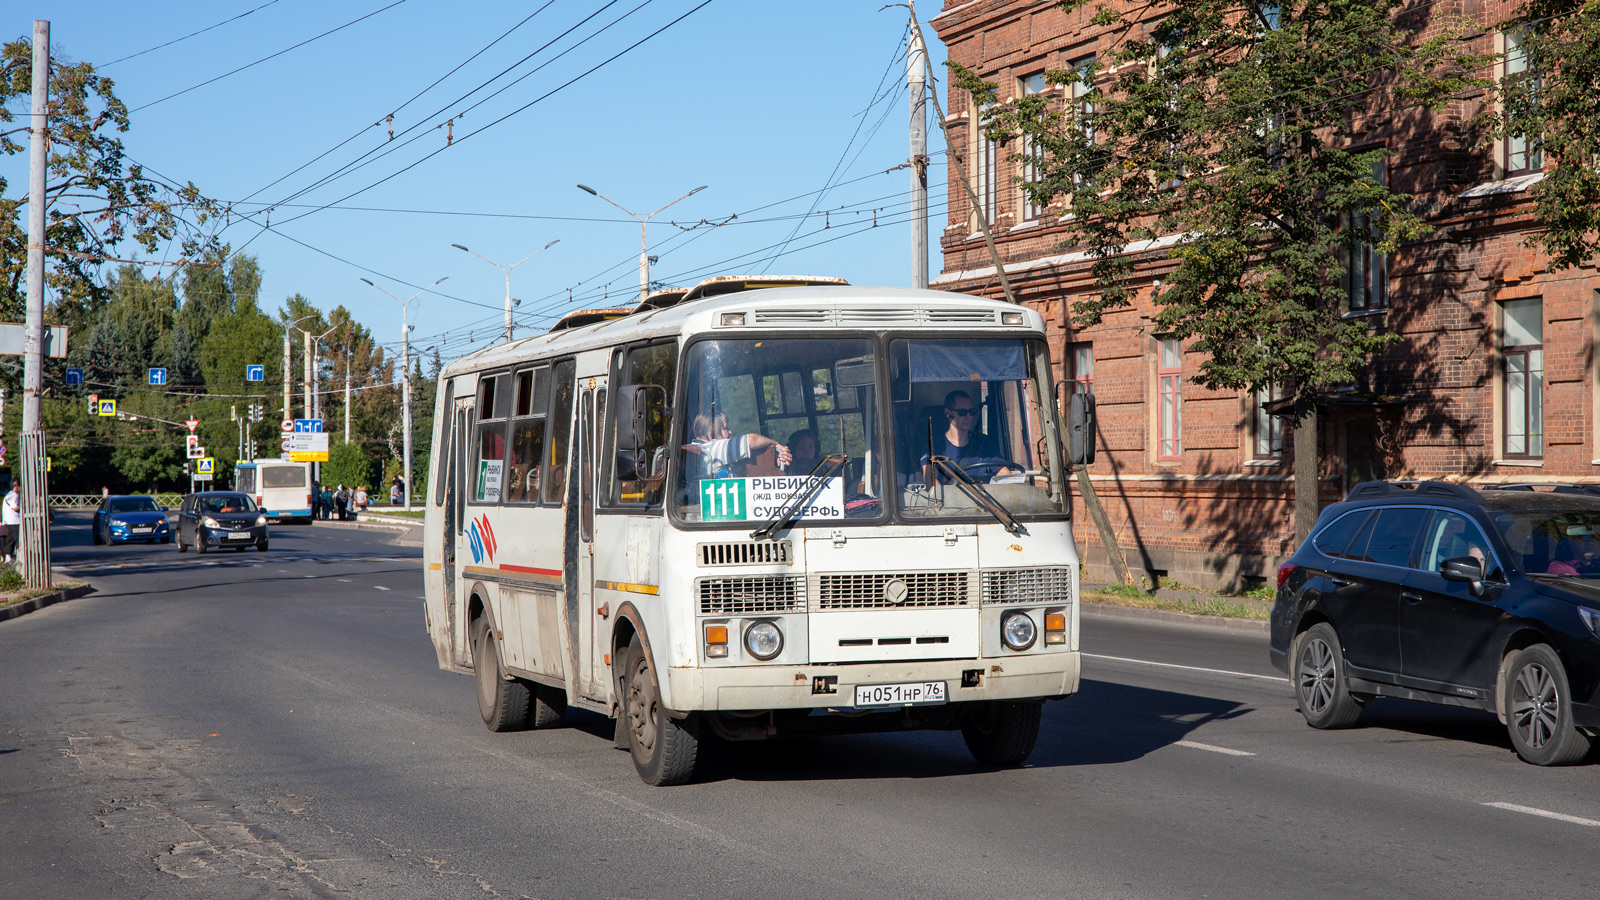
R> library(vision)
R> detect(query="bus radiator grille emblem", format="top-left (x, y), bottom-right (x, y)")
top-left (883, 579), bottom-right (909, 605)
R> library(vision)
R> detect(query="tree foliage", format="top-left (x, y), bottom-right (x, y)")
top-left (1500, 1), bottom-right (1600, 268)
top-left (970, 0), bottom-right (1488, 406)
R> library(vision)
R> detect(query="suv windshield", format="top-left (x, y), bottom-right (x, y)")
top-left (108, 497), bottom-right (159, 514)
top-left (889, 337), bottom-right (1066, 519)
top-left (674, 338), bottom-right (884, 525)
top-left (1492, 507), bottom-right (1600, 577)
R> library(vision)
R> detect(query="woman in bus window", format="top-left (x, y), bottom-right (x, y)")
top-left (686, 412), bottom-right (791, 481)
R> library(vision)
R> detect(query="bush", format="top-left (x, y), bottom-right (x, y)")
top-left (0, 565), bottom-right (24, 591)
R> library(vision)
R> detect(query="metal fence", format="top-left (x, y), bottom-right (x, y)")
top-left (49, 493), bottom-right (186, 509)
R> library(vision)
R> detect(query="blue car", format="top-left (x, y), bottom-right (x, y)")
top-left (92, 494), bottom-right (172, 545)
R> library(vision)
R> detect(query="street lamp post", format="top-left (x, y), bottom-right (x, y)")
top-left (576, 183), bottom-right (707, 301)
top-left (291, 321), bottom-right (343, 482)
top-left (360, 276), bottom-right (447, 512)
top-left (452, 240), bottom-right (558, 343)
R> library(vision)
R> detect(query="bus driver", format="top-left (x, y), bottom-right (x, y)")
top-left (686, 412), bottom-right (792, 481)
top-left (921, 390), bottom-right (1015, 485)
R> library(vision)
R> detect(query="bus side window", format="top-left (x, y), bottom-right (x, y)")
top-left (472, 372), bottom-right (510, 504)
top-left (545, 360), bottom-right (577, 504)
top-left (434, 380), bottom-right (454, 507)
top-left (505, 367), bottom-right (547, 504)
top-left (607, 342), bottom-right (677, 508)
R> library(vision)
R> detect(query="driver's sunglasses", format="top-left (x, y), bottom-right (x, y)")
top-left (948, 408), bottom-right (976, 417)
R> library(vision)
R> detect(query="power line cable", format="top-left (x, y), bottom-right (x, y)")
top-left (101, 0), bottom-right (286, 67)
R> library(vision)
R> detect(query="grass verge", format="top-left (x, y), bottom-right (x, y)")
top-left (1082, 588), bottom-right (1271, 620)
top-left (0, 579), bottom-right (87, 608)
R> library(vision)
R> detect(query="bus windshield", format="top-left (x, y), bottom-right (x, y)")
top-left (889, 337), bottom-right (1065, 519)
top-left (675, 337), bottom-right (885, 524)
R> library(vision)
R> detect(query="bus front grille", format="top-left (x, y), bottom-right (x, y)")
top-left (697, 539), bottom-right (792, 566)
top-left (698, 576), bottom-right (806, 615)
top-left (814, 571), bottom-right (973, 609)
top-left (981, 567), bottom-right (1074, 606)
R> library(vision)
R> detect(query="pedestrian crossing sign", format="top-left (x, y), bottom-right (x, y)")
top-left (196, 457), bottom-right (215, 474)
top-left (97, 399), bottom-right (116, 416)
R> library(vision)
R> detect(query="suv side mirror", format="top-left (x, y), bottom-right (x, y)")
top-left (1068, 392), bottom-right (1096, 467)
top-left (1440, 556), bottom-right (1487, 596)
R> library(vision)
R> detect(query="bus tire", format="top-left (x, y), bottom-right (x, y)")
top-left (473, 616), bottom-right (530, 732)
top-left (531, 684), bottom-right (566, 729)
top-left (960, 700), bottom-right (1042, 767)
top-left (621, 635), bottom-right (698, 786)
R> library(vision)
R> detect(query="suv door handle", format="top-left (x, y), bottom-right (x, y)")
top-left (1401, 591), bottom-right (1423, 603)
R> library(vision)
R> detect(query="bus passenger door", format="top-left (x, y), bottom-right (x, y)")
top-left (576, 381), bottom-right (608, 700)
top-left (445, 397), bottom-right (473, 663)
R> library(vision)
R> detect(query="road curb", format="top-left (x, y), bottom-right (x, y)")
top-left (1081, 601), bottom-right (1271, 634)
top-left (0, 582), bottom-right (96, 623)
top-left (304, 516), bottom-right (422, 546)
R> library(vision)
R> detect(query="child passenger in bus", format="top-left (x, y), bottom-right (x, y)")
top-left (686, 412), bottom-right (791, 481)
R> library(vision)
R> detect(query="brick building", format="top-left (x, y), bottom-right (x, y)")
top-left (930, 0), bottom-right (1600, 591)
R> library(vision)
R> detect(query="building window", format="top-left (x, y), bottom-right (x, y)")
top-left (1158, 338), bottom-right (1182, 460)
top-left (1069, 57), bottom-right (1095, 190)
top-left (1503, 298), bottom-right (1544, 459)
top-left (972, 101), bottom-right (998, 227)
top-left (1252, 384), bottom-right (1283, 460)
top-left (1257, 1), bottom-right (1282, 30)
top-left (1019, 72), bottom-right (1048, 220)
top-left (1348, 158), bottom-right (1388, 312)
top-left (1069, 342), bottom-right (1094, 394)
top-left (1504, 29), bottom-right (1543, 177)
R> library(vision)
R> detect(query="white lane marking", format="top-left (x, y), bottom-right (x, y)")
top-left (304, 575), bottom-right (317, 578)
top-left (1483, 802), bottom-right (1600, 828)
top-left (1084, 652), bottom-right (1286, 683)
top-left (374, 585), bottom-right (390, 591)
top-left (1176, 740), bottom-right (1255, 757)
top-left (337, 579), bottom-right (351, 583)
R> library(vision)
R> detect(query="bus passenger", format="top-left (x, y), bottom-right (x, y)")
top-left (787, 428), bottom-right (821, 474)
top-left (686, 412), bottom-right (791, 481)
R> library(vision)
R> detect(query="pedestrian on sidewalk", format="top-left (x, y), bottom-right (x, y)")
top-left (2, 482), bottom-right (21, 563)
top-left (319, 485), bottom-right (334, 520)
top-left (389, 478), bottom-right (402, 507)
top-left (310, 480), bottom-right (322, 520)
top-left (354, 485), bottom-right (368, 512)
top-left (335, 485), bottom-right (349, 521)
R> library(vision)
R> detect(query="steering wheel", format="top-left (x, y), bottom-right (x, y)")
top-left (959, 458), bottom-right (1023, 482)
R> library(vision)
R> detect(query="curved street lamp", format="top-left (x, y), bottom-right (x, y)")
top-left (576, 183), bottom-right (707, 301)
top-left (359, 276), bottom-right (448, 511)
top-left (451, 239), bottom-right (558, 343)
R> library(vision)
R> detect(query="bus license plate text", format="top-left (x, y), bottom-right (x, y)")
top-left (853, 681), bottom-right (947, 708)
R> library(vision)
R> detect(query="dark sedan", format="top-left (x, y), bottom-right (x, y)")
top-left (176, 491), bottom-right (269, 553)
top-left (92, 495), bottom-right (172, 545)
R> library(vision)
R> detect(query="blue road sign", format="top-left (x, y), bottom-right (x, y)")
top-left (196, 457), bottom-right (215, 474)
top-left (246, 364), bottom-right (265, 382)
top-left (293, 418), bottom-right (324, 433)
top-left (65, 368), bottom-right (84, 386)
top-left (149, 367), bottom-right (167, 386)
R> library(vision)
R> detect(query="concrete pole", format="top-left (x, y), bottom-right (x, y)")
top-left (344, 362), bottom-right (351, 444)
top-left (909, 15), bottom-right (929, 290)
top-left (401, 306), bottom-right (413, 512)
top-left (21, 20), bottom-right (51, 589)
top-left (281, 329), bottom-right (292, 434)
top-left (503, 268), bottom-right (514, 343)
top-left (302, 330), bottom-right (312, 420)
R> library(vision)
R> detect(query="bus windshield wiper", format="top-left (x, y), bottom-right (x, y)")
top-left (929, 455), bottom-right (1026, 536)
top-left (750, 454), bottom-right (847, 540)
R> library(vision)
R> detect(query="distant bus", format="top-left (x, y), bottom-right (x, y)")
top-left (233, 459), bottom-right (313, 523)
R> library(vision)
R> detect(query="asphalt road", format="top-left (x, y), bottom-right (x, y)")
top-left (3, 512), bottom-right (1599, 899)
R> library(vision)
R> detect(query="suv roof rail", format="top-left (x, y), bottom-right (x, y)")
top-left (1345, 480), bottom-right (1483, 502)
top-left (1482, 482), bottom-right (1600, 497)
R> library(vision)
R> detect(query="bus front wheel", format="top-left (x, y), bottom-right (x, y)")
top-left (960, 700), bottom-right (1043, 767)
top-left (621, 635), bottom-right (698, 786)
top-left (473, 616), bottom-right (530, 732)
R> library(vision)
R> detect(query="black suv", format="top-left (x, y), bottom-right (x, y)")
top-left (1270, 481), bottom-right (1600, 765)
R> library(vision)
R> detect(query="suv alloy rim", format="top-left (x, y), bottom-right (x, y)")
top-left (1298, 636), bottom-right (1336, 715)
top-left (1510, 660), bottom-right (1560, 750)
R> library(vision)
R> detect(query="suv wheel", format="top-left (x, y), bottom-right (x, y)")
top-left (1295, 623), bottom-right (1364, 729)
top-left (1505, 645), bottom-right (1594, 766)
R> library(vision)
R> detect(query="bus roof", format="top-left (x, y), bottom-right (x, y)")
top-left (441, 281), bottom-right (1040, 379)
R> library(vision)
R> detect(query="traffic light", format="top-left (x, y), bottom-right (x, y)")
top-left (87, 393), bottom-right (99, 414)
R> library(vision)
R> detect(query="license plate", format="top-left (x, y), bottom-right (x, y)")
top-left (132, 526), bottom-right (153, 532)
top-left (228, 531), bottom-right (253, 540)
top-left (853, 681), bottom-right (947, 708)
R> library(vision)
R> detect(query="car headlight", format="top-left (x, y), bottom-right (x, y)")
top-left (110, 521), bottom-right (126, 530)
top-left (256, 515), bottom-right (267, 526)
top-left (1001, 611), bottom-right (1037, 651)
top-left (743, 621), bottom-right (784, 660)
top-left (1580, 607), bottom-right (1600, 639)
top-left (202, 516), bottom-right (220, 529)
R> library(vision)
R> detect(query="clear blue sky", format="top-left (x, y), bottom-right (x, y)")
top-left (15, 0), bottom-right (952, 365)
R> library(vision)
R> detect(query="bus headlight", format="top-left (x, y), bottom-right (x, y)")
top-left (743, 621), bottom-right (783, 660)
top-left (1001, 611), bottom-right (1037, 651)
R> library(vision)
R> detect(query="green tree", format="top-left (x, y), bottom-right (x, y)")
top-left (974, 0), bottom-right (1487, 539)
top-left (322, 439), bottom-right (375, 491)
top-left (1499, 1), bottom-right (1600, 268)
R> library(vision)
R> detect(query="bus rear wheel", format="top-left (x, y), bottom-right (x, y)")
top-left (960, 700), bottom-right (1043, 767)
top-left (473, 616), bottom-right (530, 732)
top-left (621, 635), bottom-right (698, 786)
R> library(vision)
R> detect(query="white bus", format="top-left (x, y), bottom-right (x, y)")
top-left (233, 459), bottom-right (314, 523)
top-left (423, 278), bottom-right (1088, 785)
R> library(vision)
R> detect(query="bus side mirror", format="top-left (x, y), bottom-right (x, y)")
top-left (1068, 392), bottom-right (1096, 467)
top-left (616, 384), bottom-right (668, 479)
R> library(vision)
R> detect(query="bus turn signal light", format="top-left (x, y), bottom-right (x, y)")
top-left (705, 624), bottom-right (729, 658)
top-left (1044, 612), bottom-right (1066, 645)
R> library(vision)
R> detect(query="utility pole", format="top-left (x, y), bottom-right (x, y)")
top-left (303, 330), bottom-right (313, 420)
top-left (344, 360), bottom-right (352, 444)
top-left (361, 277), bottom-right (447, 512)
top-left (21, 20), bottom-right (51, 589)
top-left (576, 184), bottom-right (707, 301)
top-left (281, 328), bottom-right (292, 433)
top-left (908, 7), bottom-right (929, 289)
top-left (452, 241), bottom-right (558, 343)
